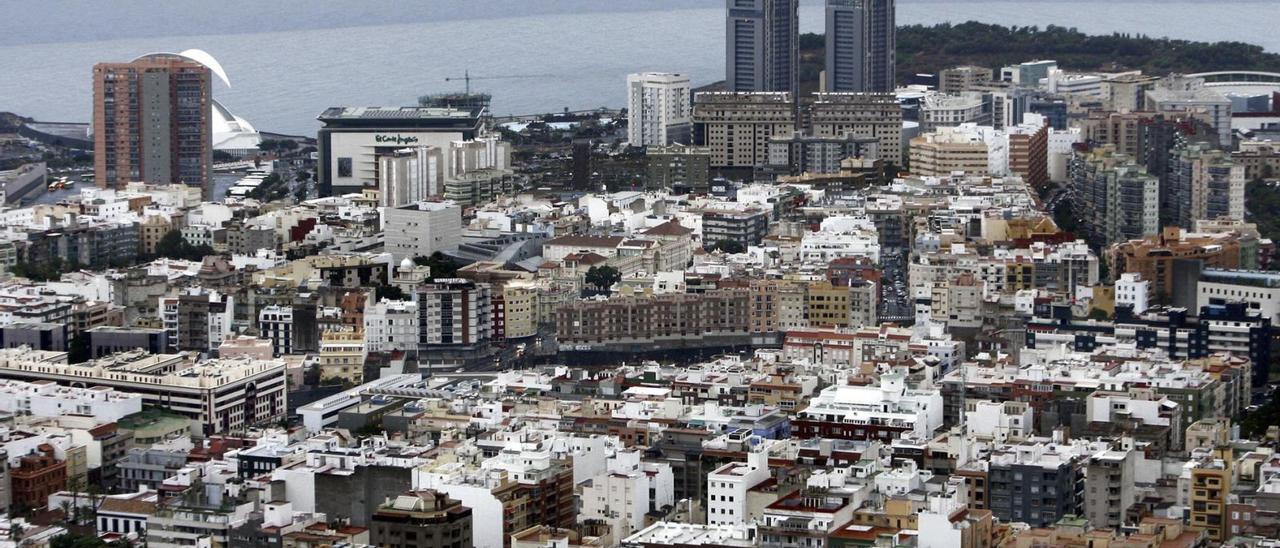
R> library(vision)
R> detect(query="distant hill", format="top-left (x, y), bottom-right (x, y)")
top-left (795, 21), bottom-right (1280, 90)
top-left (0, 112), bottom-right (32, 134)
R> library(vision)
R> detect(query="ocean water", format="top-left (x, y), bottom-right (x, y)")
top-left (0, 0), bottom-right (1276, 135)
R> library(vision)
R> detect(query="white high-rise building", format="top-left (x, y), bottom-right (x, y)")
top-left (377, 146), bottom-right (443, 208)
top-left (627, 72), bottom-right (693, 147)
top-left (448, 134), bottom-right (510, 179)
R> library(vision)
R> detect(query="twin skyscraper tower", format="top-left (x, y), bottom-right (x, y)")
top-left (726, 0), bottom-right (896, 94)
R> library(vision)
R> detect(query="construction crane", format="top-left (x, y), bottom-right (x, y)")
top-left (444, 70), bottom-right (555, 95)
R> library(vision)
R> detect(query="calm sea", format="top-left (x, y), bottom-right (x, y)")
top-left (1, 0), bottom-right (1276, 135)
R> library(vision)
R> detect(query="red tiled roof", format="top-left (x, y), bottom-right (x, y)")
top-left (641, 220), bottom-right (694, 236)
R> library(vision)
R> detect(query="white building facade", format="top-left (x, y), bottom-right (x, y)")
top-left (627, 72), bottom-right (693, 148)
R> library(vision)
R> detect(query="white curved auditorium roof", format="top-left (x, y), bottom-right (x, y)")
top-left (132, 49), bottom-right (261, 151)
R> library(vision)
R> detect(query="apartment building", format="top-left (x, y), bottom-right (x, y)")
top-left (364, 299), bottom-right (420, 353)
top-left (1107, 227), bottom-right (1243, 303)
top-left (646, 145), bottom-right (711, 192)
top-left (556, 288), bottom-right (752, 350)
top-left (1167, 143), bottom-right (1245, 229)
top-left (986, 441), bottom-right (1084, 528)
top-left (368, 490), bottom-right (473, 548)
top-left (1084, 446), bottom-right (1138, 531)
top-left (1186, 447), bottom-right (1232, 542)
top-left (693, 92), bottom-right (796, 167)
top-left (93, 54), bottom-right (211, 194)
top-left (920, 93), bottom-right (989, 131)
top-left (702, 208), bottom-right (770, 249)
top-left (1071, 145), bottom-right (1160, 247)
top-left (706, 448), bottom-right (771, 526)
top-left (257, 305), bottom-right (294, 356)
top-left (909, 128), bottom-right (992, 177)
top-left (417, 279), bottom-right (493, 347)
top-left (939, 66), bottom-right (994, 94)
top-left (794, 371), bottom-right (943, 441)
top-left (809, 93), bottom-right (904, 164)
top-left (627, 72), bottom-right (692, 147)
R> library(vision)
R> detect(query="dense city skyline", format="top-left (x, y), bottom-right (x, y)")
top-left (0, 1), bottom-right (1279, 547)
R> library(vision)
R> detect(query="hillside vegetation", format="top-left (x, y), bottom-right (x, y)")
top-left (795, 22), bottom-right (1280, 87)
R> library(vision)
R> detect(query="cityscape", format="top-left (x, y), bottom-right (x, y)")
top-left (4, 1), bottom-right (1280, 547)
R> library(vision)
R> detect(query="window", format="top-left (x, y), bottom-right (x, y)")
top-left (337, 157), bottom-right (353, 178)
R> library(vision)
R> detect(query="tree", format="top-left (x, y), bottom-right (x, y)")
top-left (375, 285), bottom-right (406, 301)
top-left (68, 335), bottom-right (91, 364)
top-left (1087, 308), bottom-right (1110, 321)
top-left (10, 256), bottom-right (84, 281)
top-left (584, 266), bottom-right (621, 294)
top-left (155, 230), bottom-right (215, 262)
top-left (303, 364), bottom-right (321, 387)
top-left (711, 239), bottom-right (746, 254)
top-left (67, 474), bottom-right (86, 524)
top-left (50, 534), bottom-right (109, 548)
top-left (1241, 395), bottom-right (1280, 438)
top-left (247, 172), bottom-right (289, 202)
top-left (413, 252), bottom-right (459, 280)
top-left (293, 180), bottom-right (310, 203)
top-left (1053, 201), bottom-right (1080, 234)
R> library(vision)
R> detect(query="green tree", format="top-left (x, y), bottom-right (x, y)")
top-left (303, 364), bottom-right (321, 386)
top-left (711, 239), bottom-right (746, 254)
top-left (155, 230), bottom-right (215, 262)
top-left (800, 23), bottom-right (1280, 90)
top-left (375, 285), bottom-right (407, 301)
top-left (68, 334), bottom-right (90, 364)
top-left (1053, 201), bottom-right (1080, 234)
top-left (584, 265), bottom-right (621, 294)
top-left (1087, 308), bottom-right (1110, 321)
top-left (413, 252), bottom-right (459, 280)
top-left (293, 181), bottom-right (310, 203)
top-left (50, 534), bottom-right (109, 548)
top-left (1241, 396), bottom-right (1280, 438)
top-left (10, 257), bottom-right (82, 281)
top-left (247, 172), bottom-right (290, 201)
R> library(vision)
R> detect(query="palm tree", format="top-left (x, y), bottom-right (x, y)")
top-left (67, 475), bottom-right (85, 524)
top-left (58, 500), bottom-right (72, 525)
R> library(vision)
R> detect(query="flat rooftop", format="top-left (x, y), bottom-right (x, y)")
top-left (318, 106), bottom-right (482, 122)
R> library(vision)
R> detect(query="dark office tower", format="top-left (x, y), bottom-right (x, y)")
top-left (825, 0), bottom-right (896, 93)
top-left (93, 55), bottom-right (211, 196)
top-left (726, 0), bottom-right (799, 94)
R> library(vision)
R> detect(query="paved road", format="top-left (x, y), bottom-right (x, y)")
top-left (880, 248), bottom-right (914, 323)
